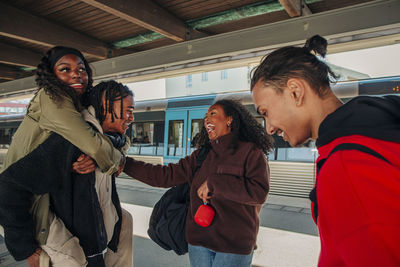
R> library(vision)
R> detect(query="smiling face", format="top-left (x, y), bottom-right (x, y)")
top-left (252, 80), bottom-right (311, 147)
top-left (101, 95), bottom-right (135, 134)
top-left (53, 54), bottom-right (88, 96)
top-left (204, 104), bottom-right (232, 141)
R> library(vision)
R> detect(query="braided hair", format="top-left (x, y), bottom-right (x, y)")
top-left (35, 46), bottom-right (93, 111)
top-left (83, 80), bottom-right (133, 125)
top-left (196, 99), bottom-right (273, 155)
top-left (250, 35), bottom-right (338, 97)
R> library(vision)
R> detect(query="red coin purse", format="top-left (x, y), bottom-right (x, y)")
top-left (194, 203), bottom-right (215, 227)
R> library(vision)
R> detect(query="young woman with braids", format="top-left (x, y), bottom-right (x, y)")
top-left (123, 99), bottom-right (273, 267)
top-left (0, 47), bottom-right (125, 267)
top-left (251, 35), bottom-right (400, 266)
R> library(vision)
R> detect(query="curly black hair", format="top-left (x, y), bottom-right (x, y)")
top-left (35, 46), bottom-right (93, 111)
top-left (83, 80), bottom-right (133, 126)
top-left (196, 99), bottom-right (273, 155)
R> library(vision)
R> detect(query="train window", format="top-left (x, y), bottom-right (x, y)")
top-left (168, 120), bottom-right (184, 156)
top-left (201, 72), bottom-right (208, 82)
top-left (256, 117), bottom-right (265, 128)
top-left (186, 75), bottom-right (193, 88)
top-left (130, 121), bottom-right (165, 156)
top-left (271, 136), bottom-right (317, 163)
top-left (253, 116), bottom-right (317, 162)
top-left (0, 127), bottom-right (16, 147)
top-left (190, 119), bottom-right (202, 153)
top-left (220, 70), bottom-right (228, 80)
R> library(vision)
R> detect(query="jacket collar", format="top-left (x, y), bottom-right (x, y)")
top-left (81, 106), bottom-right (103, 133)
top-left (210, 132), bottom-right (236, 154)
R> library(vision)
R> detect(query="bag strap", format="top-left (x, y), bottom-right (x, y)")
top-left (309, 142), bottom-right (390, 222)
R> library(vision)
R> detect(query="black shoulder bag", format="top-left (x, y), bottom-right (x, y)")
top-left (147, 145), bottom-right (210, 255)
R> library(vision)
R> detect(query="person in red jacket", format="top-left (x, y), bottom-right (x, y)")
top-left (250, 34), bottom-right (400, 266)
top-left (124, 99), bottom-right (273, 267)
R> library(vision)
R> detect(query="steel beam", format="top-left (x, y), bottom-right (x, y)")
top-left (279, 0), bottom-right (312, 17)
top-left (0, 3), bottom-right (108, 59)
top-left (0, 43), bottom-right (43, 68)
top-left (81, 0), bottom-right (187, 42)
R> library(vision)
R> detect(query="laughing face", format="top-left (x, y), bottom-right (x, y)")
top-left (204, 104), bottom-right (232, 141)
top-left (101, 95), bottom-right (135, 134)
top-left (53, 54), bottom-right (88, 96)
top-left (252, 80), bottom-right (310, 147)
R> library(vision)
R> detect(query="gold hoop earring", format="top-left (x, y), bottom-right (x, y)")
top-left (227, 122), bottom-right (231, 127)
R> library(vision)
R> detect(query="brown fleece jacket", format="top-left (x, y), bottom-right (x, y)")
top-left (124, 133), bottom-right (269, 254)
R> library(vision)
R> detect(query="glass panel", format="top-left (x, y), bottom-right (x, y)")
top-left (186, 75), bottom-right (192, 88)
top-left (0, 127), bottom-right (16, 147)
top-left (168, 120), bottom-right (184, 156)
top-left (130, 121), bottom-right (164, 155)
top-left (220, 70), bottom-right (228, 80)
top-left (201, 72), bottom-right (208, 82)
top-left (190, 119), bottom-right (202, 152)
top-left (255, 117), bottom-right (265, 128)
top-left (271, 135), bottom-right (317, 163)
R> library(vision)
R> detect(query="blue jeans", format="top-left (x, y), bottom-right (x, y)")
top-left (188, 244), bottom-right (253, 267)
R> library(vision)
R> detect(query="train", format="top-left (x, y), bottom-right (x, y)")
top-left (0, 76), bottom-right (399, 198)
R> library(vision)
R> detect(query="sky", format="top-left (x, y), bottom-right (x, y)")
top-left (327, 43), bottom-right (400, 78)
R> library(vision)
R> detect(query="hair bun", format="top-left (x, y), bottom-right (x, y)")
top-left (304, 35), bottom-right (328, 57)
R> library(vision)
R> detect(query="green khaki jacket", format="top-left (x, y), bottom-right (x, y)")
top-left (1, 89), bottom-right (122, 246)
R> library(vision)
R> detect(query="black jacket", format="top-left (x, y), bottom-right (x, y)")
top-left (317, 95), bottom-right (400, 147)
top-left (0, 133), bottom-right (123, 261)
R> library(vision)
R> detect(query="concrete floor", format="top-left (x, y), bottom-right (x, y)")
top-left (1, 177), bottom-right (319, 267)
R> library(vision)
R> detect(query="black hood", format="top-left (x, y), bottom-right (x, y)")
top-left (317, 95), bottom-right (400, 147)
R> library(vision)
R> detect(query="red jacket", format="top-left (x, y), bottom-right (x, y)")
top-left (124, 133), bottom-right (269, 254)
top-left (313, 95), bottom-right (400, 266)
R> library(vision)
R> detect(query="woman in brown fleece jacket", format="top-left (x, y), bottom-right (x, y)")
top-left (124, 99), bottom-right (273, 267)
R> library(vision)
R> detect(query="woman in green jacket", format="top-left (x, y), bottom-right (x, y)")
top-left (1, 46), bottom-right (124, 267)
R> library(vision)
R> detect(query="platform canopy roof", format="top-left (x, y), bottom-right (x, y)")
top-left (0, 0), bottom-right (400, 97)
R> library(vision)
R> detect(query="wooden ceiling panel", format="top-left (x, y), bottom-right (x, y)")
top-left (71, 10), bottom-right (115, 26)
top-left (204, 10), bottom-right (290, 35)
top-left (155, 0), bottom-right (262, 20)
top-left (0, 36), bottom-right (47, 55)
top-left (80, 0), bottom-right (188, 42)
top-left (95, 22), bottom-right (137, 37)
top-left (86, 19), bottom-right (132, 36)
top-left (39, 1), bottom-right (82, 16)
top-left (44, 3), bottom-right (95, 19)
top-left (127, 38), bottom-right (177, 52)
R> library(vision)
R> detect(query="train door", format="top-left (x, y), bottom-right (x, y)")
top-left (164, 110), bottom-right (187, 164)
top-left (163, 107), bottom-right (208, 165)
top-left (187, 109), bottom-right (207, 155)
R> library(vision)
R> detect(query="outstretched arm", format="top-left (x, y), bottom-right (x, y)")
top-left (123, 152), bottom-right (198, 188)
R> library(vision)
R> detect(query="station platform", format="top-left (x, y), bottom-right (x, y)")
top-left (0, 177), bottom-right (320, 267)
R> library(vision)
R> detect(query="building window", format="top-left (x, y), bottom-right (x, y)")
top-left (201, 72), bottom-right (208, 82)
top-left (220, 70), bottom-right (228, 80)
top-left (186, 75), bottom-right (192, 88)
